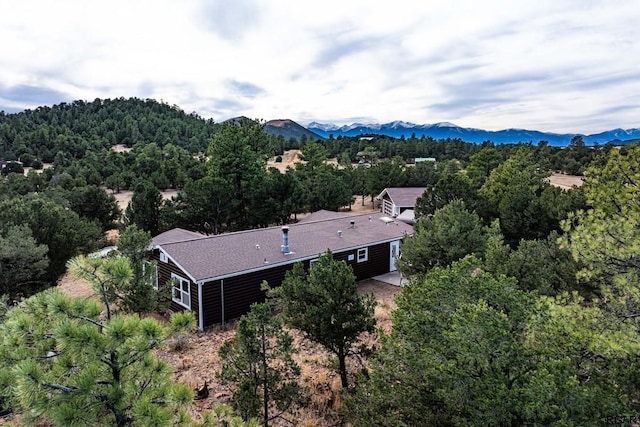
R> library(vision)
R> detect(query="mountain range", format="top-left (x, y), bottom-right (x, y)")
top-left (304, 121), bottom-right (640, 146)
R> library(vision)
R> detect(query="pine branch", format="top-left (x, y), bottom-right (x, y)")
top-left (68, 313), bottom-right (104, 328)
top-left (42, 382), bottom-right (78, 393)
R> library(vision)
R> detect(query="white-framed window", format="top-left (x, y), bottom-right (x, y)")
top-left (142, 261), bottom-right (159, 290)
top-left (309, 258), bottom-right (319, 269)
top-left (171, 273), bottom-right (191, 309)
top-left (159, 251), bottom-right (168, 263)
top-left (357, 247), bottom-right (368, 263)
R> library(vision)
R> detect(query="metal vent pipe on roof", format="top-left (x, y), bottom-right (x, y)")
top-left (281, 226), bottom-right (290, 254)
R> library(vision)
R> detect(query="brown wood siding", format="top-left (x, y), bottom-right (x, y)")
top-left (150, 249), bottom-right (200, 326)
top-left (334, 242), bottom-right (391, 281)
top-left (219, 264), bottom-right (291, 323)
top-left (165, 242), bottom-right (393, 329)
top-left (201, 280), bottom-right (222, 327)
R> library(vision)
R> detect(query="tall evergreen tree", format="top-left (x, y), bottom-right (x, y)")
top-left (207, 119), bottom-right (269, 230)
top-left (562, 144), bottom-right (640, 311)
top-left (218, 302), bottom-right (304, 426)
top-left (277, 250), bottom-right (376, 387)
top-left (124, 180), bottom-right (162, 235)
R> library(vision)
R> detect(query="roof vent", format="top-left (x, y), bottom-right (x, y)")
top-left (350, 220), bottom-right (355, 228)
top-left (369, 215), bottom-right (372, 221)
top-left (337, 230), bottom-right (343, 238)
top-left (256, 244), bottom-right (260, 250)
top-left (380, 216), bottom-right (395, 224)
top-left (281, 226), bottom-right (291, 254)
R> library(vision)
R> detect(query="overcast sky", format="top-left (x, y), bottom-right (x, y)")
top-left (1, 0), bottom-right (638, 133)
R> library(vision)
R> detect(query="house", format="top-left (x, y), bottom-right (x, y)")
top-left (375, 187), bottom-right (426, 218)
top-left (151, 211), bottom-right (413, 331)
top-left (0, 160), bottom-right (24, 175)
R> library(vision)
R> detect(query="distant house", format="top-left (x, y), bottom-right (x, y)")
top-left (151, 211), bottom-right (413, 331)
top-left (375, 187), bottom-right (427, 219)
top-left (0, 160), bottom-right (24, 175)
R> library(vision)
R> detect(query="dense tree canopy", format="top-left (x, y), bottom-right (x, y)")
top-left (0, 195), bottom-right (102, 281)
top-left (562, 144), bottom-right (640, 310)
top-left (0, 225), bottom-right (49, 300)
top-left (480, 147), bottom-right (547, 239)
top-left (398, 200), bottom-right (487, 276)
top-left (345, 256), bottom-right (639, 426)
top-left (484, 223), bottom-right (579, 295)
top-left (66, 185), bottom-right (120, 231)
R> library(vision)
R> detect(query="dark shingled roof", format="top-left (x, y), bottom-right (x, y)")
top-left (297, 209), bottom-right (350, 223)
top-left (376, 187), bottom-right (427, 208)
top-left (153, 212), bottom-right (413, 283)
top-left (153, 228), bottom-right (207, 246)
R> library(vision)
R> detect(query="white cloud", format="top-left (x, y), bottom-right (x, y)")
top-left (0, 0), bottom-right (638, 133)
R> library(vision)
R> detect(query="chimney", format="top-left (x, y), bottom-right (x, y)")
top-left (281, 226), bottom-right (290, 254)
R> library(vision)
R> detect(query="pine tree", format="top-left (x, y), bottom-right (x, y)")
top-left (0, 256), bottom-right (195, 426)
top-left (218, 302), bottom-right (304, 426)
top-left (278, 250), bottom-right (376, 387)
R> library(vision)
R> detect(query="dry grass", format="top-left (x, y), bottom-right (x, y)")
top-left (54, 272), bottom-right (400, 426)
top-left (130, 280), bottom-right (401, 425)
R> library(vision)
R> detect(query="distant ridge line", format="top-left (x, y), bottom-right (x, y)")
top-left (305, 121), bottom-right (640, 146)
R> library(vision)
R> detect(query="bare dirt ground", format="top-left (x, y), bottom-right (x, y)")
top-left (109, 188), bottom-right (180, 212)
top-left (266, 149), bottom-right (302, 172)
top-left (266, 149), bottom-right (339, 173)
top-left (111, 144), bottom-right (132, 153)
top-left (547, 172), bottom-right (584, 189)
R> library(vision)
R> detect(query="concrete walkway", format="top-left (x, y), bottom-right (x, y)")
top-left (373, 271), bottom-right (404, 287)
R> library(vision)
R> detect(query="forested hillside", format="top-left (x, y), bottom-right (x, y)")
top-left (2, 97), bottom-right (638, 425)
top-left (0, 97), bottom-right (217, 164)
